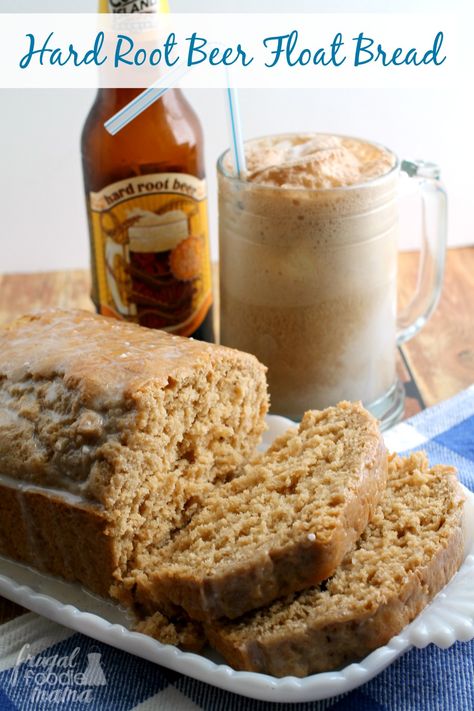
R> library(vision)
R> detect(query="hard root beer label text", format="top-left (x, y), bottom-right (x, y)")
top-left (88, 173), bottom-right (212, 336)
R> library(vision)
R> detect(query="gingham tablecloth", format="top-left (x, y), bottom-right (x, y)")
top-left (1, 386), bottom-right (474, 711)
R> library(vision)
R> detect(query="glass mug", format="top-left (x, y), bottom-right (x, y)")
top-left (217, 134), bottom-right (447, 428)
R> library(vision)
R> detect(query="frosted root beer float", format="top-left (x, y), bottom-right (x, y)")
top-left (81, 0), bottom-right (214, 340)
top-left (218, 134), bottom-right (447, 426)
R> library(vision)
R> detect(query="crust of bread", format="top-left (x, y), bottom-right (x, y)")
top-left (0, 483), bottom-right (117, 597)
top-left (207, 522), bottom-right (464, 677)
top-left (205, 460), bottom-right (465, 677)
top-left (0, 309), bottom-right (263, 411)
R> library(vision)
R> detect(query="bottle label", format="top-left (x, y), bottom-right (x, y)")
top-left (106, 0), bottom-right (165, 12)
top-left (88, 173), bottom-right (212, 336)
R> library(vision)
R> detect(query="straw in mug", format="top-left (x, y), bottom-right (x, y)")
top-left (225, 83), bottom-right (247, 178)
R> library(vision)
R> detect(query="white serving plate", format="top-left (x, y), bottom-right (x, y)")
top-left (0, 415), bottom-right (474, 704)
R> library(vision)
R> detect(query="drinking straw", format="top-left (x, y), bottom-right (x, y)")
top-left (104, 57), bottom-right (247, 178)
top-left (225, 84), bottom-right (247, 178)
top-left (104, 63), bottom-right (187, 136)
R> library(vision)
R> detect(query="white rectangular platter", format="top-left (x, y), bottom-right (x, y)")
top-left (0, 415), bottom-right (473, 703)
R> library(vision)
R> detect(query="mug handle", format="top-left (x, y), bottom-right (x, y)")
top-left (397, 159), bottom-right (448, 346)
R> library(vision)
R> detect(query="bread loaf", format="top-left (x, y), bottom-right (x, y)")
top-left (0, 310), bottom-right (268, 600)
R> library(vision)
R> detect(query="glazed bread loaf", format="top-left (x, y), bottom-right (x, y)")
top-left (206, 452), bottom-right (465, 677)
top-left (133, 402), bottom-right (387, 621)
top-left (0, 310), bottom-right (268, 598)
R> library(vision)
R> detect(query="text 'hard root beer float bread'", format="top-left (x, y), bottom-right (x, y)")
top-left (0, 309), bottom-right (269, 601)
top-left (132, 401), bottom-right (387, 622)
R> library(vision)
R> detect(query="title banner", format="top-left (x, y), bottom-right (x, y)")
top-left (0, 13), bottom-right (458, 89)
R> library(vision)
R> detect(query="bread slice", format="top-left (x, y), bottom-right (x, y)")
top-left (0, 310), bottom-right (268, 599)
top-left (133, 401), bottom-right (387, 621)
top-left (133, 611), bottom-right (205, 653)
top-left (206, 452), bottom-right (465, 677)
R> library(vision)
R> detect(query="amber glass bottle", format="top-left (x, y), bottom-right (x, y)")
top-left (81, 1), bottom-right (214, 342)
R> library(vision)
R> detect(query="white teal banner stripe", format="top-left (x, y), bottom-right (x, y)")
top-left (0, 13), bottom-right (460, 89)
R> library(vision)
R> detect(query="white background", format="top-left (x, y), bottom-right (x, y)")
top-left (0, 0), bottom-right (472, 273)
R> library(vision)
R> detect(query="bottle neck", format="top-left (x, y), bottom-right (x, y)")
top-left (96, 86), bottom-right (182, 112)
top-left (97, 0), bottom-right (174, 113)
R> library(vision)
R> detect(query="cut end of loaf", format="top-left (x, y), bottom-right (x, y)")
top-left (111, 346), bottom-right (269, 586)
top-left (133, 400), bottom-right (387, 621)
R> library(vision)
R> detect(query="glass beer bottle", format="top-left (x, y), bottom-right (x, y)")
top-left (81, 0), bottom-right (214, 341)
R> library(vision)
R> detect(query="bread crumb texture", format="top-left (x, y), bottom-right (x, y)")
top-left (134, 401), bottom-right (387, 621)
top-left (206, 452), bottom-right (465, 677)
top-left (134, 610), bottom-right (205, 653)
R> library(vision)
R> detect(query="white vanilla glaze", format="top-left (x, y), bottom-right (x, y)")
top-left (0, 472), bottom-right (97, 507)
top-left (0, 310), bottom-right (219, 409)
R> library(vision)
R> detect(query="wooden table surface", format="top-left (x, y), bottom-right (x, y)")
top-left (0, 246), bottom-right (473, 623)
top-left (1, 247), bottom-right (472, 404)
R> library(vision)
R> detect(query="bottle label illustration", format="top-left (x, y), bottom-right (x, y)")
top-left (88, 173), bottom-right (212, 335)
top-left (105, 0), bottom-right (165, 13)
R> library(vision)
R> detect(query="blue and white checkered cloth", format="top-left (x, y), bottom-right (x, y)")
top-left (1, 386), bottom-right (474, 711)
